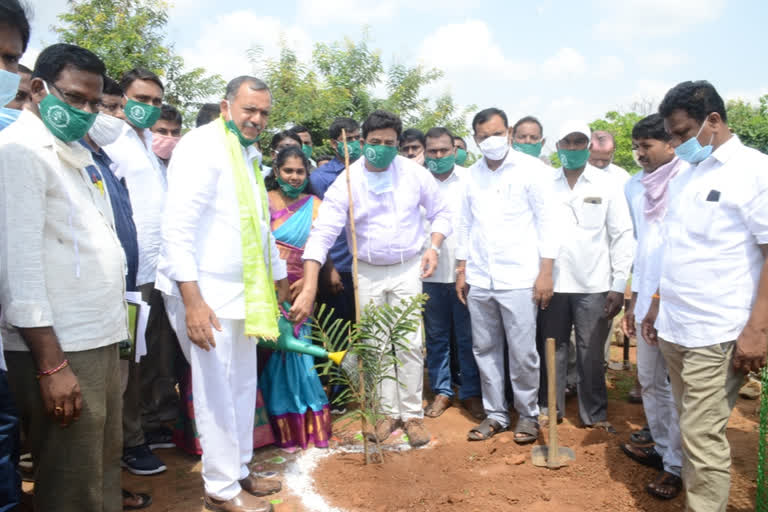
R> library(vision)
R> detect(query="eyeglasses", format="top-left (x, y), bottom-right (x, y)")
top-left (48, 82), bottom-right (100, 112)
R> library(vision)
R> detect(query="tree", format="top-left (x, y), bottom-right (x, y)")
top-left (252, 33), bottom-right (475, 161)
top-left (727, 95), bottom-right (768, 154)
top-left (53, 0), bottom-right (224, 128)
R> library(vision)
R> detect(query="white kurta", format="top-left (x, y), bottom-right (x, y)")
top-left (157, 120), bottom-right (285, 501)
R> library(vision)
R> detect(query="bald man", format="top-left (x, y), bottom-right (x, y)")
top-left (589, 131), bottom-right (630, 184)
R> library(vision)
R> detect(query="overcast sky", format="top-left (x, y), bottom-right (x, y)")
top-left (30, 0), bottom-right (768, 152)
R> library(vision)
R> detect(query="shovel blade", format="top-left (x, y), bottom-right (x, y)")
top-left (531, 445), bottom-right (575, 468)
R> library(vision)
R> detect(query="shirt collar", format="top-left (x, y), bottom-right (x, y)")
top-left (555, 163), bottom-right (600, 183)
top-left (711, 134), bottom-right (742, 165)
top-left (12, 109), bottom-right (56, 149)
top-left (479, 147), bottom-right (518, 173)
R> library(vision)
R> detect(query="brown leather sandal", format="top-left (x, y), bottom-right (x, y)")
top-left (646, 471), bottom-right (683, 500)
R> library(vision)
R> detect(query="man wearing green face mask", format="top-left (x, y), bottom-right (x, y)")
top-left (103, 67), bottom-right (178, 478)
top-left (290, 125), bottom-right (317, 170)
top-left (1, 43), bottom-right (130, 511)
top-left (536, 120), bottom-right (635, 433)
top-left (422, 127), bottom-right (483, 420)
top-left (511, 115), bottom-right (551, 165)
top-left (295, 110), bottom-right (452, 448)
top-left (453, 136), bottom-right (469, 166)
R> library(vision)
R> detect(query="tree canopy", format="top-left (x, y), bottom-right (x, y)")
top-left (254, 35), bottom-right (475, 158)
top-left (53, 0), bottom-right (225, 127)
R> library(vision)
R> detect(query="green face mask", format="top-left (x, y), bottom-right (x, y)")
top-left (454, 148), bottom-right (468, 166)
top-left (558, 148), bottom-right (590, 169)
top-left (39, 84), bottom-right (97, 142)
top-left (425, 154), bottom-right (456, 175)
top-left (276, 175), bottom-right (308, 199)
top-left (225, 119), bottom-right (260, 148)
top-left (337, 140), bottom-right (362, 162)
top-left (123, 98), bottom-right (162, 129)
top-left (513, 142), bottom-right (543, 158)
top-left (363, 143), bottom-right (398, 169)
top-left (301, 144), bottom-right (313, 160)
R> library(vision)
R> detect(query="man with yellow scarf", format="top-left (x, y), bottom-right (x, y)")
top-left (157, 76), bottom-right (289, 512)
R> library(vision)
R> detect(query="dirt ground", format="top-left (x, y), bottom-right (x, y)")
top-left (22, 346), bottom-right (763, 512)
top-left (314, 349), bottom-right (761, 512)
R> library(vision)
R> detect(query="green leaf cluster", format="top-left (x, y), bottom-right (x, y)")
top-left (53, 0), bottom-right (225, 129)
top-left (727, 95), bottom-right (768, 155)
top-left (311, 294), bottom-right (427, 462)
top-left (256, 34), bottom-right (475, 160)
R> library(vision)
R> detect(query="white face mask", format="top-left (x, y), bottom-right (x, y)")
top-left (88, 112), bottom-right (125, 147)
top-left (365, 168), bottom-right (394, 195)
top-left (478, 135), bottom-right (509, 161)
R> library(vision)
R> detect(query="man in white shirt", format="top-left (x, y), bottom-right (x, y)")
top-left (293, 110), bottom-right (452, 448)
top-left (621, 114), bottom-right (684, 500)
top-left (642, 80), bottom-right (768, 512)
top-left (1, 43), bottom-right (128, 512)
top-left (158, 76), bottom-right (287, 512)
top-left (589, 130), bottom-right (631, 184)
top-left (421, 127), bottom-right (482, 420)
top-left (103, 67), bottom-right (174, 476)
top-left (456, 108), bottom-right (559, 444)
top-left (537, 121), bottom-right (634, 430)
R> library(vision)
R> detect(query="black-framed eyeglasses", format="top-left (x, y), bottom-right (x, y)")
top-left (48, 82), bottom-right (100, 112)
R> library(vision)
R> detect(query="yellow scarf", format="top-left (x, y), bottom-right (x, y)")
top-left (220, 117), bottom-right (279, 339)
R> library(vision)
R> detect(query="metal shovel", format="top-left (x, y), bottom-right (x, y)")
top-left (532, 337), bottom-right (576, 469)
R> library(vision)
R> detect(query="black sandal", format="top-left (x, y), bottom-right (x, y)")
top-left (646, 471), bottom-right (682, 500)
top-left (467, 418), bottom-right (507, 441)
top-left (123, 489), bottom-right (152, 510)
top-left (621, 443), bottom-right (664, 470)
top-left (513, 417), bottom-right (539, 445)
top-left (630, 425), bottom-right (654, 446)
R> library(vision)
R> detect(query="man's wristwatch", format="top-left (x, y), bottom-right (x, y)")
top-left (430, 244), bottom-right (441, 256)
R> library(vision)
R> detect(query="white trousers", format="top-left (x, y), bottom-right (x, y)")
top-left (165, 295), bottom-right (257, 500)
top-left (358, 257), bottom-right (424, 421)
top-left (467, 287), bottom-right (539, 427)
top-left (636, 323), bottom-right (682, 476)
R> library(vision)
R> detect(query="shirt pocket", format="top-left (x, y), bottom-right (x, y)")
top-left (686, 199), bottom-right (719, 238)
top-left (580, 199), bottom-right (606, 229)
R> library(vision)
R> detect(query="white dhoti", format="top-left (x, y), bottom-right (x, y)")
top-left (636, 323), bottom-right (682, 476)
top-left (357, 257), bottom-right (424, 421)
top-left (165, 295), bottom-right (257, 500)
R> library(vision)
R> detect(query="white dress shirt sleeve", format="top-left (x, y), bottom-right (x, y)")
top-left (0, 145), bottom-right (54, 327)
top-left (455, 184), bottom-right (471, 261)
top-left (269, 229), bottom-right (287, 280)
top-left (420, 169), bottom-right (452, 239)
top-left (605, 184), bottom-right (636, 292)
top-left (159, 140), bottom-right (219, 283)
top-left (528, 172), bottom-right (560, 260)
top-left (741, 167), bottom-right (768, 244)
top-left (302, 170), bottom-right (350, 265)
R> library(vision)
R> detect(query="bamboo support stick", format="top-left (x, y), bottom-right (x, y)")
top-left (341, 129), bottom-right (369, 464)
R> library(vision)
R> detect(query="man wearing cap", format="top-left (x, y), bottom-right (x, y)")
top-left (537, 121), bottom-right (634, 431)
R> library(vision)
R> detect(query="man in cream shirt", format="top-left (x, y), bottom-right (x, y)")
top-left (158, 76), bottom-right (288, 512)
top-left (0, 44), bottom-right (127, 512)
top-left (421, 127), bottom-right (482, 421)
top-left (537, 121), bottom-right (634, 431)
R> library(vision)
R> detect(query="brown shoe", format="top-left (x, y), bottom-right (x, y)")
top-left (461, 396), bottom-right (486, 421)
top-left (403, 418), bottom-right (431, 447)
top-left (239, 474), bottom-right (282, 497)
top-left (204, 490), bottom-right (273, 512)
top-left (424, 394), bottom-right (452, 418)
top-left (365, 416), bottom-right (400, 443)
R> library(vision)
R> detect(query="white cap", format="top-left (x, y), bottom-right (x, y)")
top-left (557, 120), bottom-right (591, 142)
